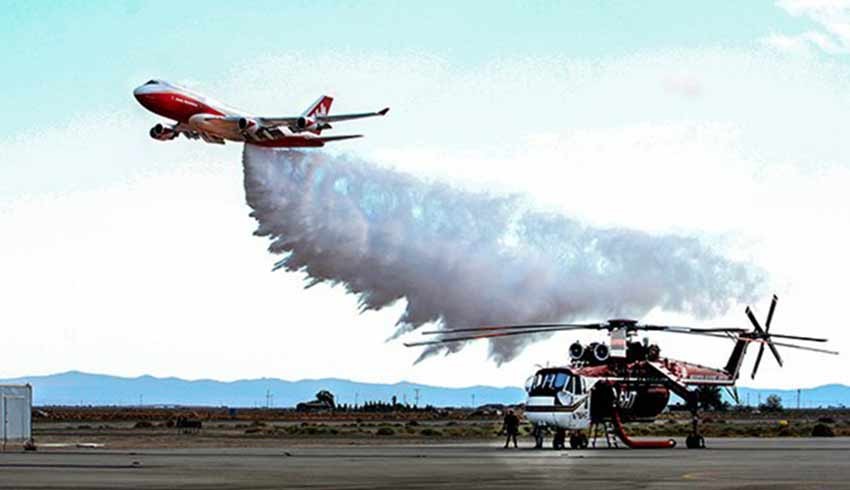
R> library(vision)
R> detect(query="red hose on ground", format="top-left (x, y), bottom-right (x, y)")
top-left (611, 409), bottom-right (677, 448)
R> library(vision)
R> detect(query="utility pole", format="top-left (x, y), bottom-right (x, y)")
top-left (797, 389), bottom-right (801, 410)
top-left (414, 389), bottom-right (420, 408)
top-left (355, 392), bottom-right (359, 409)
top-left (471, 393), bottom-right (476, 408)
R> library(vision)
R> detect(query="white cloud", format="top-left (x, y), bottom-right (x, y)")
top-left (662, 74), bottom-right (703, 98)
top-left (765, 0), bottom-right (850, 54)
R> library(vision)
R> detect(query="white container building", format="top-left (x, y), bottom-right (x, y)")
top-left (1, 384), bottom-right (32, 448)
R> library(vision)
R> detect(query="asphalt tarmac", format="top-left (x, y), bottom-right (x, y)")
top-left (1, 438), bottom-right (849, 489)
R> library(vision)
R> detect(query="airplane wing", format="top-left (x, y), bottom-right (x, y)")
top-left (151, 121), bottom-right (226, 144)
top-left (314, 134), bottom-right (363, 143)
top-left (175, 123), bottom-right (226, 144)
top-left (316, 107), bottom-right (390, 123)
top-left (260, 108), bottom-right (389, 127)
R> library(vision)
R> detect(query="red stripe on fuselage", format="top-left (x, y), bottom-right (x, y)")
top-left (135, 91), bottom-right (224, 123)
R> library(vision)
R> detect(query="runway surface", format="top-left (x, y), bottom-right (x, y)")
top-left (1, 438), bottom-right (849, 489)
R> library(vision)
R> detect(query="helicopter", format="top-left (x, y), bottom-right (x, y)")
top-left (405, 295), bottom-right (838, 449)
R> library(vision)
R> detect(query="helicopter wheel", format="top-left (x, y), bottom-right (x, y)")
top-left (552, 429), bottom-right (566, 449)
top-left (533, 426), bottom-right (544, 449)
top-left (569, 433), bottom-right (589, 449)
top-left (685, 434), bottom-right (706, 449)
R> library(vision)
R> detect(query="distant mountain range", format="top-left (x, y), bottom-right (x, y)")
top-left (0, 371), bottom-right (847, 409)
top-left (0, 371), bottom-right (525, 408)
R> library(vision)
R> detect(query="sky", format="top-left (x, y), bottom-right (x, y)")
top-left (2, 0), bottom-right (850, 390)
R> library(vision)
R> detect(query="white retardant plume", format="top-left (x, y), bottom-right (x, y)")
top-left (243, 145), bottom-right (764, 364)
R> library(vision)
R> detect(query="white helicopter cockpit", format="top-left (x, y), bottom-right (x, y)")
top-left (524, 367), bottom-right (593, 429)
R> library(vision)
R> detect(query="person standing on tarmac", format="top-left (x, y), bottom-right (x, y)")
top-left (502, 410), bottom-right (520, 448)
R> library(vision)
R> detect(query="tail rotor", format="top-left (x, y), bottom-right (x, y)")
top-left (747, 294), bottom-right (781, 379)
top-left (745, 294), bottom-right (837, 379)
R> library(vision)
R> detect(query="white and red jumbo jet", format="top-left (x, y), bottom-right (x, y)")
top-left (134, 79), bottom-right (389, 147)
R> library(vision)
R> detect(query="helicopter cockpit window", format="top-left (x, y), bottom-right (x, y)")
top-left (565, 376), bottom-right (575, 393)
top-left (553, 372), bottom-right (569, 390)
top-left (527, 369), bottom-right (572, 396)
top-left (571, 376), bottom-right (584, 395)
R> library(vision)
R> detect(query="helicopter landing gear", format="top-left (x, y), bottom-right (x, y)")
top-left (686, 434), bottom-right (706, 449)
top-left (533, 425), bottom-right (545, 449)
top-left (569, 432), bottom-right (589, 449)
top-left (553, 429), bottom-right (566, 449)
top-left (686, 401), bottom-right (706, 449)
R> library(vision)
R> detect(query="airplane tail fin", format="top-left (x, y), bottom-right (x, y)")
top-left (302, 95), bottom-right (334, 118)
top-left (300, 96), bottom-right (334, 135)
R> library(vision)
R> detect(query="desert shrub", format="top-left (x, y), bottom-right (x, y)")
top-left (760, 395), bottom-right (783, 413)
top-left (407, 420), bottom-right (420, 426)
top-left (812, 424), bottom-right (835, 437)
top-left (245, 427), bottom-right (263, 434)
top-left (420, 428), bottom-right (441, 437)
top-left (133, 421), bottom-right (153, 429)
top-left (376, 427), bottom-right (395, 436)
top-left (817, 417), bottom-right (836, 424)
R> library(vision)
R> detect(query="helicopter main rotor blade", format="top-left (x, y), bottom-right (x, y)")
top-left (640, 325), bottom-right (747, 334)
top-left (767, 333), bottom-right (828, 343)
top-left (404, 326), bottom-right (584, 347)
top-left (742, 337), bottom-right (839, 355)
top-left (420, 323), bottom-right (603, 335)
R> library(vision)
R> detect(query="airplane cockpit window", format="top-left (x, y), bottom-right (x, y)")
top-left (145, 80), bottom-right (159, 85)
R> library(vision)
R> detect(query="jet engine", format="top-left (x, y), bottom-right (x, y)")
top-left (150, 123), bottom-right (177, 141)
top-left (569, 342), bottom-right (584, 361)
top-left (237, 117), bottom-right (261, 134)
top-left (295, 116), bottom-right (313, 131)
top-left (291, 116), bottom-right (330, 134)
top-left (593, 343), bottom-right (610, 362)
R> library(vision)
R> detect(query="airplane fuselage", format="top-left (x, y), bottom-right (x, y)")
top-left (134, 80), bottom-right (375, 147)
